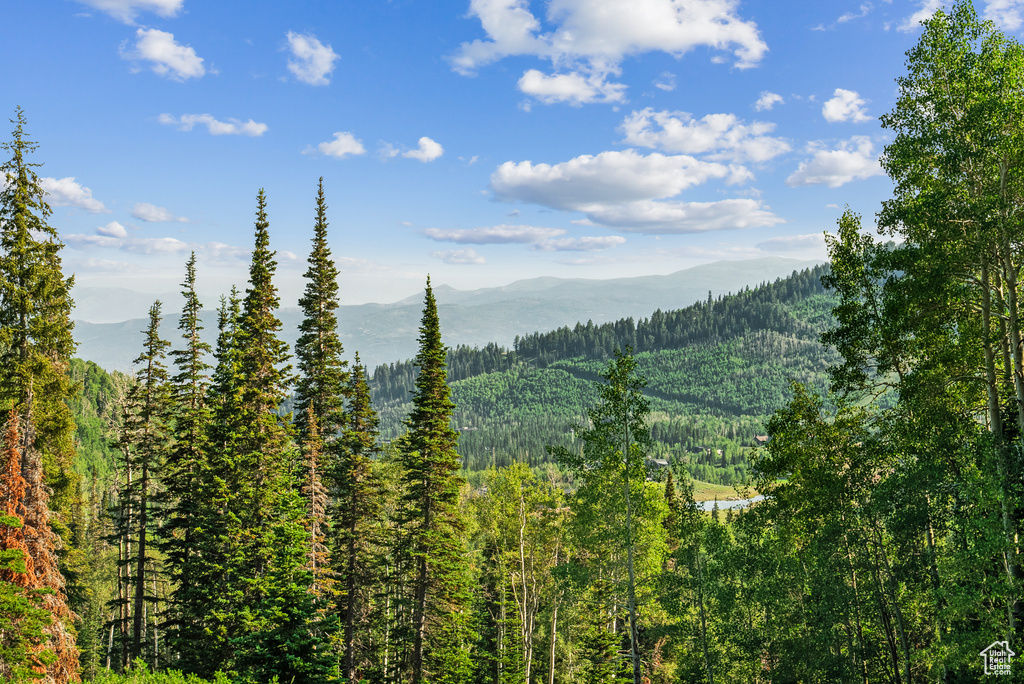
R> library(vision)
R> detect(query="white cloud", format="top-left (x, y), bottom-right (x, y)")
top-left (307, 132), bottom-right (366, 159)
top-left (76, 0), bottom-right (182, 23)
top-left (431, 248), bottom-right (486, 264)
top-left (490, 148), bottom-right (779, 234)
top-left (158, 113), bottom-right (267, 136)
top-left (121, 28), bottom-right (205, 81)
top-left (654, 72), bottom-right (676, 91)
top-left (404, 137), bottom-right (445, 162)
top-left (898, 0), bottom-right (941, 32)
top-left (534, 235), bottom-right (626, 251)
top-left (131, 202), bottom-right (188, 222)
top-left (985, 0), bottom-right (1024, 29)
top-left (96, 221), bottom-right (128, 238)
top-left (422, 225), bottom-right (566, 244)
top-left (518, 68), bottom-right (627, 105)
top-left (453, 0), bottom-right (767, 72)
top-left (40, 177), bottom-right (109, 213)
top-left (491, 149), bottom-right (744, 210)
top-left (285, 32), bottom-right (339, 86)
top-left (754, 91), bottom-right (783, 111)
top-left (452, 0), bottom-right (767, 105)
top-left (786, 136), bottom-right (884, 188)
top-left (822, 88), bottom-right (870, 123)
top-left (838, 3), bottom-right (873, 23)
top-left (578, 198), bottom-right (783, 234)
top-left (620, 108), bottom-right (790, 162)
top-left (65, 229), bottom-right (251, 259)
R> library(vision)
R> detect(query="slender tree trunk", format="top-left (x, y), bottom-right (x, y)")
top-left (871, 520), bottom-right (910, 684)
top-left (346, 489), bottom-right (358, 683)
top-left (133, 463), bottom-right (148, 661)
top-left (622, 422), bottom-right (642, 684)
top-left (548, 602), bottom-right (558, 684)
top-left (411, 499), bottom-right (431, 684)
top-left (696, 545), bottom-right (714, 684)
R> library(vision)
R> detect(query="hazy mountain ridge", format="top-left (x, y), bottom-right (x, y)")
top-left (73, 257), bottom-right (821, 372)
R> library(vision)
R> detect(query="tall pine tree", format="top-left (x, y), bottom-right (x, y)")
top-left (336, 353), bottom-right (383, 682)
top-left (160, 253), bottom-right (214, 666)
top-left (211, 191), bottom-right (331, 683)
top-left (397, 277), bottom-right (473, 684)
top-left (0, 107), bottom-right (80, 683)
top-left (294, 177), bottom-right (347, 442)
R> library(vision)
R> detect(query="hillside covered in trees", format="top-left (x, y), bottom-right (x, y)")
top-left (370, 264), bottom-right (837, 483)
top-left (1, 3), bottom-right (1023, 683)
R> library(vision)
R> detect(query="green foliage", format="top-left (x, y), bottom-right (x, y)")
top-left (396, 278), bottom-right (474, 684)
top-left (91, 662), bottom-right (234, 683)
top-left (371, 266), bottom-right (836, 483)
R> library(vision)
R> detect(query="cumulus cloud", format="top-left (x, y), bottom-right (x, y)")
top-left (453, 0), bottom-right (767, 105)
top-left (286, 32), bottom-right (339, 86)
top-left (754, 91), bottom-right (783, 111)
top-left (822, 88), bottom-right (870, 123)
top-left (131, 202), bottom-right (188, 222)
top-left (121, 28), bottom-right (206, 81)
top-left (898, 0), bottom-right (941, 31)
top-left (431, 248), bottom-right (486, 264)
top-left (786, 136), bottom-right (883, 188)
top-left (454, 0), bottom-right (767, 72)
top-left (96, 221), bottom-right (129, 238)
top-left (985, 0), bottom-right (1024, 30)
top-left (490, 148), bottom-right (779, 234)
top-left (620, 108), bottom-right (790, 163)
top-left (307, 132), bottom-right (366, 158)
top-left (534, 235), bottom-right (626, 251)
top-left (404, 137), bottom-right (444, 162)
top-left (40, 177), bottom-right (109, 213)
top-left (578, 198), bottom-right (783, 234)
top-left (491, 149), bottom-right (747, 210)
top-left (422, 225), bottom-right (565, 244)
top-left (76, 0), bottom-right (182, 23)
top-left (518, 68), bottom-right (627, 105)
top-left (158, 113), bottom-right (267, 136)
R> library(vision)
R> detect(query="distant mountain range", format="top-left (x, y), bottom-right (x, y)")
top-left (72, 257), bottom-right (822, 372)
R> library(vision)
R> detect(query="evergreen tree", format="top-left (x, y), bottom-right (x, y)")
top-left (210, 191), bottom-right (330, 682)
top-left (336, 353), bottom-right (383, 682)
top-left (397, 277), bottom-right (473, 684)
top-left (0, 409), bottom-right (57, 682)
top-left (160, 253), bottom-right (214, 666)
top-left (122, 303), bottom-right (171, 665)
top-left (0, 107), bottom-right (80, 684)
top-left (294, 177), bottom-right (347, 442)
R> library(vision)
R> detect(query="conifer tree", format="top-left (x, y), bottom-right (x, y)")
top-left (336, 353), bottom-right (383, 681)
top-left (122, 303), bottom-right (170, 664)
top-left (0, 107), bottom-right (80, 684)
top-left (0, 409), bottom-right (56, 681)
top-left (168, 286), bottom-right (242, 677)
top-left (209, 191), bottom-right (331, 682)
top-left (294, 178), bottom-right (347, 442)
top-left (160, 253), bottom-right (213, 664)
top-left (398, 277), bottom-right (473, 684)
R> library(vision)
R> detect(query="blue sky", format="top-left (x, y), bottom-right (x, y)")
top-left (5, 0), bottom-right (1021, 309)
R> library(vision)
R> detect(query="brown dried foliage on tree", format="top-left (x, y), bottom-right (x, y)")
top-left (0, 408), bottom-right (80, 683)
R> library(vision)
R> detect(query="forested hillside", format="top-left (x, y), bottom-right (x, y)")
top-left (370, 264), bottom-right (837, 483)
